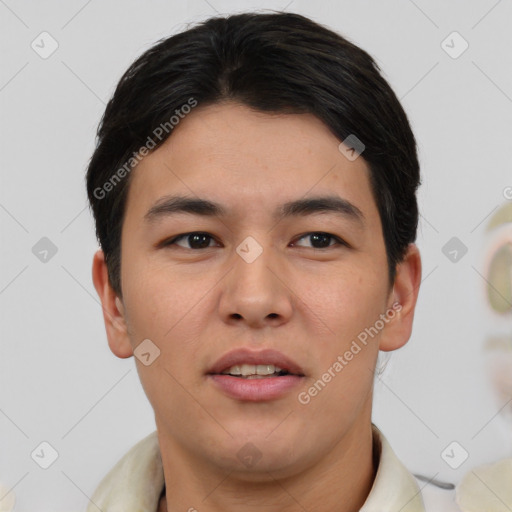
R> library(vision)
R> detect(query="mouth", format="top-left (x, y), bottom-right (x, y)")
top-left (206, 348), bottom-right (305, 401)
top-left (218, 363), bottom-right (295, 379)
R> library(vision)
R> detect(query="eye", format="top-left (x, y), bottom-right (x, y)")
top-left (163, 232), bottom-right (219, 250)
top-left (160, 231), bottom-right (348, 250)
top-left (292, 232), bottom-right (348, 249)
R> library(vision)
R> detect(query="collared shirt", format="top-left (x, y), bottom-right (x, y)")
top-left (84, 425), bottom-right (461, 512)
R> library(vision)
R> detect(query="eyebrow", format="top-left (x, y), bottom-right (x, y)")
top-left (144, 194), bottom-right (365, 226)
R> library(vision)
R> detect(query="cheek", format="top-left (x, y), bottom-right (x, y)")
top-left (294, 261), bottom-right (388, 348)
top-left (121, 255), bottom-right (201, 334)
top-left (120, 264), bottom-right (209, 412)
top-left (295, 271), bottom-right (383, 419)
top-left (121, 258), bottom-right (217, 382)
top-left (295, 263), bottom-right (387, 417)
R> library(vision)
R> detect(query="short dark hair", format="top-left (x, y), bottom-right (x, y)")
top-left (86, 11), bottom-right (420, 298)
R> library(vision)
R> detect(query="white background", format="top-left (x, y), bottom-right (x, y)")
top-left (1, 0), bottom-right (511, 510)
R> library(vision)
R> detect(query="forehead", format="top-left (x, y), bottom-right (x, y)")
top-left (123, 102), bottom-right (378, 227)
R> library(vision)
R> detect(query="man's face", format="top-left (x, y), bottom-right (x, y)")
top-left (94, 102), bottom-right (417, 477)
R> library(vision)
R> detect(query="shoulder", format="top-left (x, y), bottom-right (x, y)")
top-left (0, 482), bottom-right (15, 512)
top-left (364, 425), bottom-right (462, 512)
top-left (416, 457), bottom-right (512, 512)
top-left (86, 430), bottom-right (165, 512)
top-left (455, 458), bottom-right (512, 512)
top-left (414, 475), bottom-right (462, 511)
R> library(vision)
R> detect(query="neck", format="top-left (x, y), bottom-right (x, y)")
top-left (156, 417), bottom-right (378, 512)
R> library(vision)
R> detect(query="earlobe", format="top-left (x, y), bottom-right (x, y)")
top-left (379, 244), bottom-right (422, 352)
top-left (91, 249), bottom-right (134, 359)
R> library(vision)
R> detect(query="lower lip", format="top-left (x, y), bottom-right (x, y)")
top-left (208, 374), bottom-right (303, 401)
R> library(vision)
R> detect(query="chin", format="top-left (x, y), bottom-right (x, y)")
top-left (204, 429), bottom-right (307, 479)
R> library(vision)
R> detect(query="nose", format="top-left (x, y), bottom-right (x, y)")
top-left (218, 241), bottom-right (294, 329)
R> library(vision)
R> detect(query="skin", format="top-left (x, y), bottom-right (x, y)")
top-left (92, 102), bottom-right (421, 512)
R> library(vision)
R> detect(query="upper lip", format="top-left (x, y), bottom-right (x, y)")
top-left (207, 348), bottom-right (305, 376)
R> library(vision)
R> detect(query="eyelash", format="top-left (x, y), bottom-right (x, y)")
top-left (161, 231), bottom-right (349, 250)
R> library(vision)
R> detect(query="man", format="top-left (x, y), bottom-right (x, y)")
top-left (86, 11), bottom-right (459, 511)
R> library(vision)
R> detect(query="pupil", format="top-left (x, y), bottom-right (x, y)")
top-left (311, 233), bottom-right (330, 248)
top-left (190, 233), bottom-right (210, 249)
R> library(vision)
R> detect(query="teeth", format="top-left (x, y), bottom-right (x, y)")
top-left (221, 364), bottom-right (283, 376)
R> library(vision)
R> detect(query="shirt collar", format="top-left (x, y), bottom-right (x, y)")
top-left (86, 424), bottom-right (425, 512)
top-left (361, 424), bottom-right (425, 511)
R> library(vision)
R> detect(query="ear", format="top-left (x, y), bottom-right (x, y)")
top-left (91, 249), bottom-right (133, 359)
top-left (379, 243), bottom-right (422, 352)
